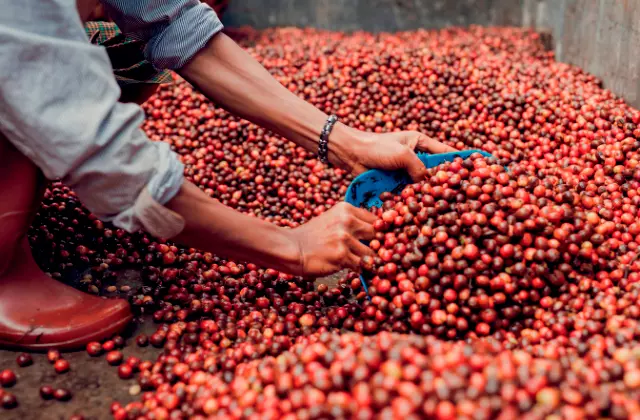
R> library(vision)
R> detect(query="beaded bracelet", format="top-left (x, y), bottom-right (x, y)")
top-left (318, 115), bottom-right (338, 164)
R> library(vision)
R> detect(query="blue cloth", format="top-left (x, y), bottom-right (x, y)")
top-left (0, 0), bottom-right (223, 232)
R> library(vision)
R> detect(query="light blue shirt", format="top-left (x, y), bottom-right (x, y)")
top-left (0, 0), bottom-right (223, 232)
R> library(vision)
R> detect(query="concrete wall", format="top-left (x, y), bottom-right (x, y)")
top-left (526, 0), bottom-right (640, 107)
top-left (223, 0), bottom-right (640, 108)
top-left (222, 0), bottom-right (522, 32)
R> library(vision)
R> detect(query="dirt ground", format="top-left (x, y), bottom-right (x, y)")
top-left (0, 270), bottom-right (345, 419)
top-left (0, 320), bottom-right (160, 420)
top-left (0, 269), bottom-right (163, 420)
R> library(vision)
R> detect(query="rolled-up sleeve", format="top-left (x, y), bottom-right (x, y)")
top-left (101, 0), bottom-right (224, 70)
top-left (0, 1), bottom-right (184, 233)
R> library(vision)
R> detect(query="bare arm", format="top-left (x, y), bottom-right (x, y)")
top-left (179, 32), bottom-right (356, 169)
top-left (179, 32), bottom-right (456, 179)
top-left (167, 182), bottom-right (299, 272)
top-left (166, 182), bottom-right (375, 276)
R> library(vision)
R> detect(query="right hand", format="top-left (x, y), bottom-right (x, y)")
top-left (286, 202), bottom-right (376, 277)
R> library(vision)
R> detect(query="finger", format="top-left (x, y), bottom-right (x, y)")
top-left (415, 134), bottom-right (457, 154)
top-left (404, 133), bottom-right (421, 150)
top-left (350, 217), bottom-right (375, 241)
top-left (401, 148), bottom-right (428, 182)
top-left (340, 250), bottom-right (362, 272)
top-left (344, 242), bottom-right (374, 271)
top-left (327, 242), bottom-right (358, 272)
top-left (349, 237), bottom-right (375, 257)
top-left (348, 205), bottom-right (378, 224)
top-left (351, 162), bottom-right (368, 177)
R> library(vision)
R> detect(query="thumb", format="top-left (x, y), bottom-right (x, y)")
top-left (416, 134), bottom-right (457, 154)
top-left (401, 147), bottom-right (427, 182)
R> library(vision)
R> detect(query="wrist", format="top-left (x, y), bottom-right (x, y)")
top-left (325, 122), bottom-right (366, 171)
top-left (271, 227), bottom-right (304, 275)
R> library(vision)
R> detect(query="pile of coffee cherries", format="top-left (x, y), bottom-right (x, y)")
top-left (357, 154), bottom-right (635, 339)
top-left (127, 332), bottom-right (640, 419)
top-left (24, 26), bottom-right (640, 418)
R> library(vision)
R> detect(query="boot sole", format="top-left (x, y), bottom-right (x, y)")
top-left (0, 314), bottom-right (133, 352)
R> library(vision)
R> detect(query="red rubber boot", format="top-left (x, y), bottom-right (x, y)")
top-left (0, 134), bottom-right (132, 351)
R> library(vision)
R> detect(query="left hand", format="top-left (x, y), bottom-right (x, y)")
top-left (333, 125), bottom-right (458, 182)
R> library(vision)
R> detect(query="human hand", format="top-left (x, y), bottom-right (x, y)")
top-left (285, 202), bottom-right (376, 277)
top-left (331, 124), bottom-right (457, 182)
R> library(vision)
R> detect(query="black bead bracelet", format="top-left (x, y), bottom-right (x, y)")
top-left (318, 115), bottom-right (338, 164)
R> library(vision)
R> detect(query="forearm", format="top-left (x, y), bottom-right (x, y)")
top-left (179, 33), bottom-right (357, 169)
top-left (166, 182), bottom-right (300, 273)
